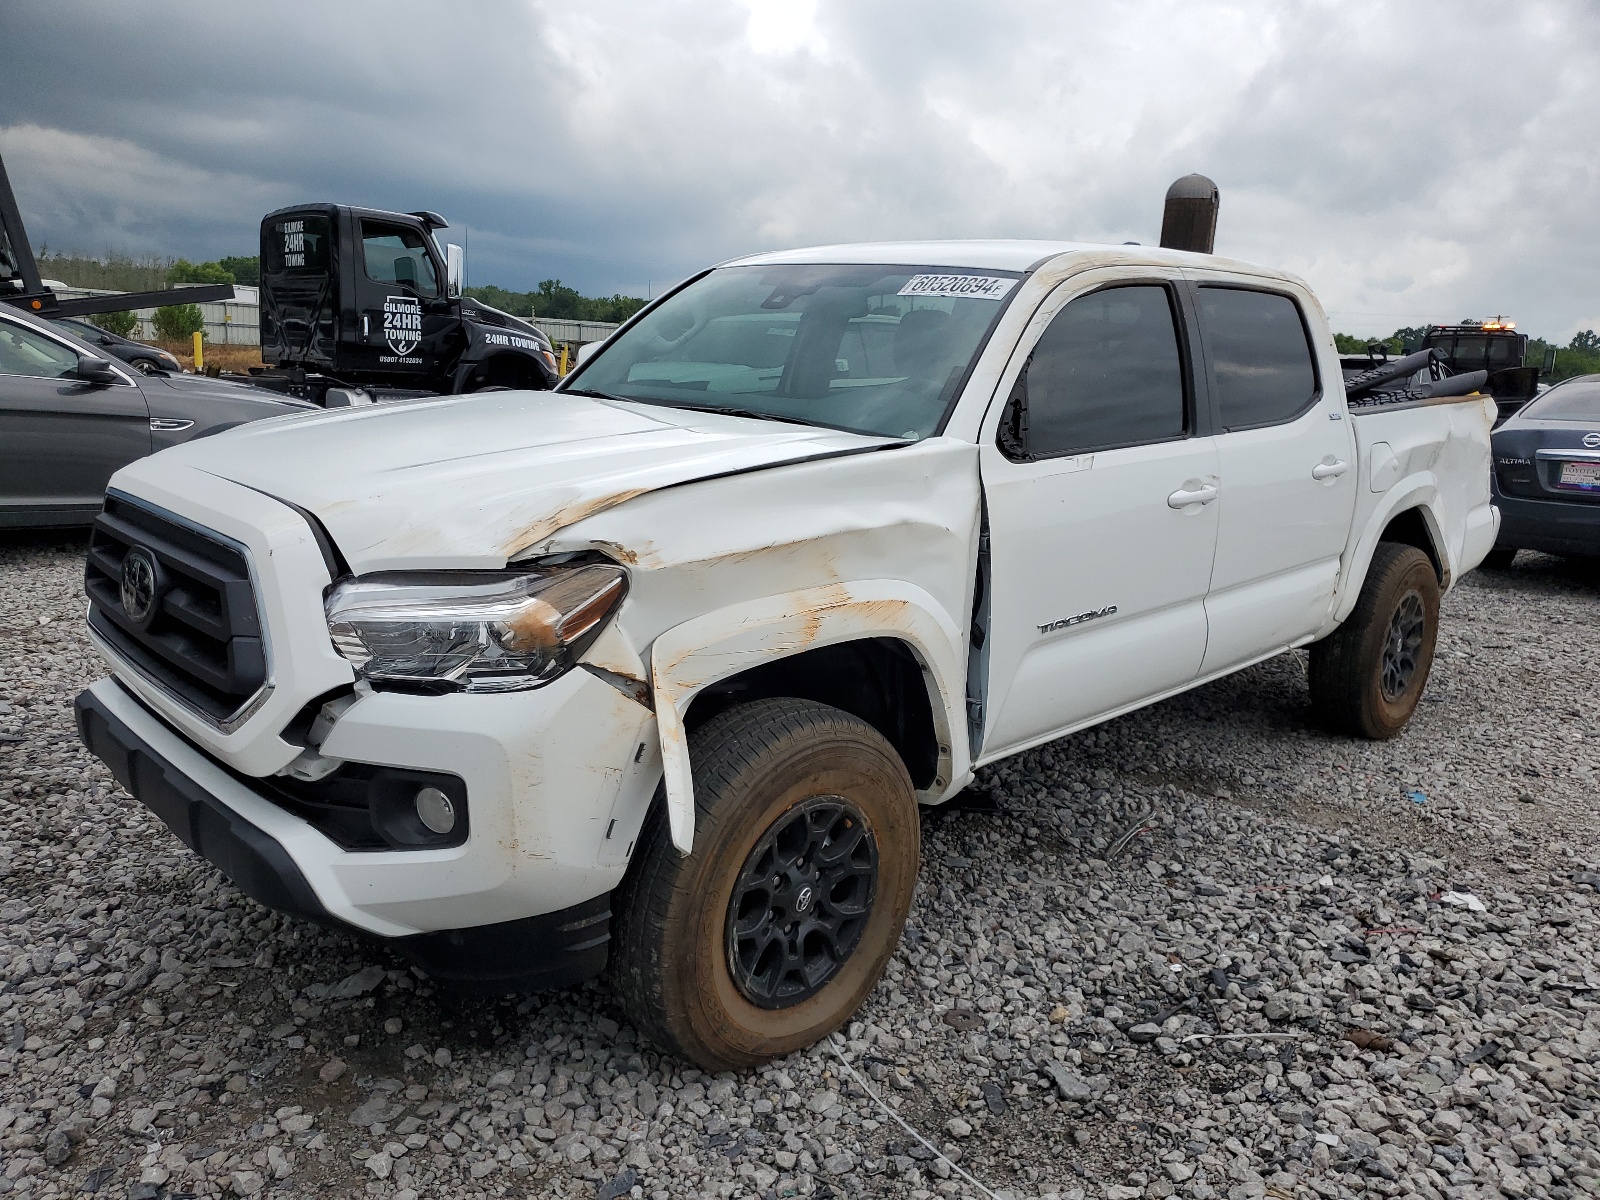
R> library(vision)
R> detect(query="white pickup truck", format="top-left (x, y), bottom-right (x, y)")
top-left (75, 240), bottom-right (1499, 1071)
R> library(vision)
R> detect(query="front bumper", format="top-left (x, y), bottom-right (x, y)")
top-left (1493, 489), bottom-right (1600, 558)
top-left (76, 681), bottom-right (621, 990)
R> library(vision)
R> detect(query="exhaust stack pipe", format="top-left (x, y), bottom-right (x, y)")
top-left (1159, 174), bottom-right (1219, 255)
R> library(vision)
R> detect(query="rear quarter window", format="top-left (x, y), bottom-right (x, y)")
top-left (265, 215), bottom-right (331, 276)
top-left (1198, 287), bottom-right (1319, 430)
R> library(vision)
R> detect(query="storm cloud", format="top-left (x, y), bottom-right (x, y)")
top-left (3, 0), bottom-right (1596, 337)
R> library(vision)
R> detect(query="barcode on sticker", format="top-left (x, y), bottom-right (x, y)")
top-left (898, 274), bottom-right (1017, 300)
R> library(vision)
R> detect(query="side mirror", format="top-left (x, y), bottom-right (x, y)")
top-left (575, 341), bottom-right (603, 367)
top-left (76, 356), bottom-right (122, 386)
top-left (445, 244), bottom-right (464, 298)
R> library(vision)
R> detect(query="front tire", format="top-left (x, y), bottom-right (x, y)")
top-left (610, 698), bottom-right (919, 1071)
top-left (1309, 542), bottom-right (1440, 739)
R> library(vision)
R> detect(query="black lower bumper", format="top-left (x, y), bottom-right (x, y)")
top-left (1494, 492), bottom-right (1600, 558)
top-left (74, 685), bottom-right (610, 992)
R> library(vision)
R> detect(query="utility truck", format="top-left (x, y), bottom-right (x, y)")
top-left (75, 178), bottom-right (1499, 1070)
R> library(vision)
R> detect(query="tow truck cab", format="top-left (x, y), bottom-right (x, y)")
top-left (1423, 318), bottom-right (1537, 424)
top-left (258, 203), bottom-right (557, 402)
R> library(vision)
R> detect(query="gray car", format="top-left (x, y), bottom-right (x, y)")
top-left (0, 305), bottom-right (316, 527)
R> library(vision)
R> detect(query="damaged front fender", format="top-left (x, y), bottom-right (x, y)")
top-left (648, 580), bottom-right (969, 854)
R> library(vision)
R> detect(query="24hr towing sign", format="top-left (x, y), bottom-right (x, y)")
top-left (380, 295), bottom-right (423, 362)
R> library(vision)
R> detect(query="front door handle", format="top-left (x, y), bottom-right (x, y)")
top-left (1167, 483), bottom-right (1218, 509)
top-left (1312, 460), bottom-right (1349, 481)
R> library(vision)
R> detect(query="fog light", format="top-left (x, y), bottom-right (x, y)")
top-left (415, 786), bottom-right (456, 835)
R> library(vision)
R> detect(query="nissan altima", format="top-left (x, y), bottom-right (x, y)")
top-left (1484, 373), bottom-right (1600, 566)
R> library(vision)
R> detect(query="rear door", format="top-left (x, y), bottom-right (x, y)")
top-left (978, 269), bottom-right (1220, 759)
top-left (0, 315), bottom-right (149, 525)
top-left (1188, 280), bottom-right (1357, 673)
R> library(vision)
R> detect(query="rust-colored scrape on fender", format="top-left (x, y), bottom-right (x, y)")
top-left (502, 488), bottom-right (652, 559)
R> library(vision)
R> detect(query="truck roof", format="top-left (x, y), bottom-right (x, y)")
top-left (722, 239), bottom-right (1289, 280)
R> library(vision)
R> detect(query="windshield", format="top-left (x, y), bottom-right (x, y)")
top-left (1520, 378), bottom-right (1600, 421)
top-left (566, 264), bottom-right (1021, 439)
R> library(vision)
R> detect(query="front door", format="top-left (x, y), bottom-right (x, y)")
top-left (350, 218), bottom-right (453, 383)
top-left (0, 317), bottom-right (149, 525)
top-left (1188, 281), bottom-right (1358, 674)
top-left (979, 272), bottom-right (1220, 760)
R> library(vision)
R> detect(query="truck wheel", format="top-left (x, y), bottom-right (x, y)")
top-left (1309, 542), bottom-right (1439, 740)
top-left (610, 697), bottom-right (919, 1071)
top-left (1479, 545), bottom-right (1518, 570)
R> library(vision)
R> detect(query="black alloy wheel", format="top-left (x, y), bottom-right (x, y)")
top-left (134, 359), bottom-right (161, 374)
top-left (1379, 591), bottom-right (1425, 701)
top-left (726, 796), bottom-right (878, 1009)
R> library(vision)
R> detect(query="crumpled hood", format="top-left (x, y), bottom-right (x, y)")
top-left (153, 389), bottom-right (894, 572)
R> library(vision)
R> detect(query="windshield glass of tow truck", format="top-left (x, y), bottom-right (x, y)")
top-left (566, 263), bottom-right (1021, 439)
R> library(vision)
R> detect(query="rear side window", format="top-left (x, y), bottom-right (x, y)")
top-left (264, 215), bottom-right (331, 276)
top-left (361, 222), bottom-right (440, 298)
top-left (1020, 284), bottom-right (1187, 457)
top-left (1198, 287), bottom-right (1318, 430)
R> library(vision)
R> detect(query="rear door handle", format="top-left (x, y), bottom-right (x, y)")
top-left (1312, 460), bottom-right (1349, 480)
top-left (1167, 483), bottom-right (1218, 509)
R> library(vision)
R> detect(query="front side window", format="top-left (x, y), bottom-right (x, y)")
top-left (1017, 284), bottom-right (1187, 458)
top-left (0, 320), bottom-right (81, 379)
top-left (566, 264), bottom-right (1020, 439)
top-left (1198, 287), bottom-right (1318, 430)
top-left (361, 222), bottom-right (439, 298)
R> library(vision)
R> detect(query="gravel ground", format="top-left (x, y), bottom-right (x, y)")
top-left (2, 532), bottom-right (1597, 1200)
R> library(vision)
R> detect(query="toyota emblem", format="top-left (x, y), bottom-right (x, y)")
top-left (1584, 432), bottom-right (1600, 449)
top-left (794, 885), bottom-right (814, 914)
top-left (120, 547), bottom-right (162, 626)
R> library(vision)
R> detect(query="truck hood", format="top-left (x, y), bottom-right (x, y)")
top-left (153, 389), bottom-right (897, 572)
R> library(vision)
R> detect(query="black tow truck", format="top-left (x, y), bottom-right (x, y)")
top-left (1339, 317), bottom-right (1540, 426)
top-left (251, 204), bottom-right (558, 406)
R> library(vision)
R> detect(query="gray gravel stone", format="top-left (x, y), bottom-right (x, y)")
top-left (4, 537), bottom-right (1599, 1200)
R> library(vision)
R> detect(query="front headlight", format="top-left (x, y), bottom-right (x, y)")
top-left (325, 564), bottom-right (626, 692)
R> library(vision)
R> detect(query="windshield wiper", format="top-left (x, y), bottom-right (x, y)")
top-left (561, 388), bottom-right (820, 429)
top-left (642, 400), bottom-right (820, 428)
top-left (559, 387), bottom-right (634, 403)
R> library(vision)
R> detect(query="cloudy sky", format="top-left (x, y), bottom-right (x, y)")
top-left (3, 0), bottom-right (1597, 338)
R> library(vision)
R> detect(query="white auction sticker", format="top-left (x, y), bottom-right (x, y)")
top-left (897, 274), bottom-right (1017, 300)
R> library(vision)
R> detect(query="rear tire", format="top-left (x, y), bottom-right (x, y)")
top-left (1309, 542), bottom-right (1439, 740)
top-left (1479, 545), bottom-right (1518, 570)
top-left (610, 698), bottom-right (919, 1071)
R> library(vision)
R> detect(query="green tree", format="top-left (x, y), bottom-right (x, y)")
top-left (218, 256), bottom-right (260, 286)
top-left (1333, 333), bottom-right (1403, 356)
top-left (167, 259), bottom-right (235, 285)
top-left (92, 310), bottom-right (139, 338)
top-left (463, 281), bottom-right (648, 324)
top-left (153, 303), bottom-right (204, 341)
top-left (536, 278), bottom-right (585, 319)
top-left (1391, 326), bottom-right (1428, 351)
top-left (1570, 330), bottom-right (1600, 354)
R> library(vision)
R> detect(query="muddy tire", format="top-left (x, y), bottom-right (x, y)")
top-left (1309, 542), bottom-right (1439, 740)
top-left (1479, 545), bottom-right (1518, 570)
top-left (610, 697), bottom-right (919, 1071)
